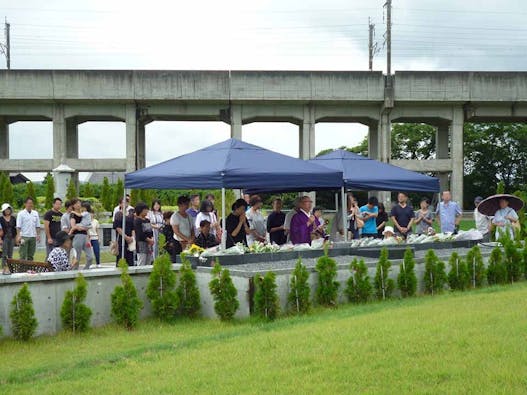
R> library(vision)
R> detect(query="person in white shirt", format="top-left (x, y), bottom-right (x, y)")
top-left (473, 196), bottom-right (491, 241)
top-left (246, 195), bottom-right (266, 246)
top-left (112, 195), bottom-right (132, 221)
top-left (194, 199), bottom-right (220, 239)
top-left (88, 211), bottom-right (101, 267)
top-left (16, 197), bottom-right (41, 261)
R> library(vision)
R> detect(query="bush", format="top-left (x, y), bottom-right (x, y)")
top-left (10, 283), bottom-right (38, 341)
top-left (447, 252), bottom-right (470, 291)
top-left (374, 247), bottom-right (395, 300)
top-left (397, 248), bottom-right (417, 298)
top-left (288, 259), bottom-right (311, 314)
top-left (500, 233), bottom-right (522, 283)
top-left (315, 254), bottom-right (339, 307)
top-left (345, 258), bottom-right (372, 303)
top-left (176, 259), bottom-right (201, 318)
top-left (487, 247), bottom-right (508, 285)
top-left (522, 241), bottom-right (527, 279)
top-left (209, 261), bottom-right (239, 321)
top-left (424, 250), bottom-right (447, 295)
top-left (60, 274), bottom-right (92, 333)
top-left (254, 271), bottom-right (280, 320)
top-left (111, 259), bottom-right (143, 330)
top-left (465, 245), bottom-right (486, 288)
top-left (146, 254), bottom-right (178, 321)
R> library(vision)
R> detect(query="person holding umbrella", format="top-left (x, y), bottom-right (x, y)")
top-left (477, 194), bottom-right (523, 240)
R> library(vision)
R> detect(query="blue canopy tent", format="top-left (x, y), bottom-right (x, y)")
top-left (123, 139), bottom-right (343, 250)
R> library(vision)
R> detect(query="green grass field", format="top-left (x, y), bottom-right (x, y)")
top-left (2, 283), bottom-right (526, 394)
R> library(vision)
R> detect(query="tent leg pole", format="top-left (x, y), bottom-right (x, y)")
top-left (341, 187), bottom-right (347, 242)
top-left (335, 193), bottom-right (338, 211)
top-left (121, 187), bottom-right (126, 261)
top-left (221, 187), bottom-right (226, 250)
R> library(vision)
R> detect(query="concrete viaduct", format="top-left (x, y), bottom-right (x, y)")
top-left (1, 70), bottom-right (527, 207)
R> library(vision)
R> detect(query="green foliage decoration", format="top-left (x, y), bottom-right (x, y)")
top-left (176, 258), bottom-right (201, 318)
top-left (447, 252), bottom-right (470, 291)
top-left (111, 259), bottom-right (143, 330)
top-left (254, 271), bottom-right (280, 321)
top-left (345, 258), bottom-right (372, 303)
top-left (424, 249), bottom-right (447, 295)
top-left (374, 247), bottom-right (395, 300)
top-left (209, 260), bottom-right (239, 321)
top-left (60, 274), bottom-right (92, 333)
top-left (397, 248), bottom-right (417, 298)
top-left (315, 254), bottom-right (339, 306)
top-left (288, 259), bottom-right (311, 314)
top-left (146, 254), bottom-right (178, 321)
top-left (10, 283), bottom-right (38, 341)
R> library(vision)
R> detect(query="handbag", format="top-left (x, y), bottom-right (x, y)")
top-left (109, 240), bottom-right (119, 256)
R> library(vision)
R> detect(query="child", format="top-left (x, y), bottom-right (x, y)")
top-left (195, 220), bottom-right (219, 249)
top-left (382, 225), bottom-right (395, 239)
top-left (79, 202), bottom-right (92, 229)
top-left (311, 207), bottom-right (328, 240)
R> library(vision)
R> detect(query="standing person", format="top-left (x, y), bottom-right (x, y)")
top-left (147, 199), bottom-right (163, 259)
top-left (225, 199), bottom-right (251, 248)
top-left (186, 194), bottom-right (200, 219)
top-left (170, 195), bottom-right (195, 254)
top-left (69, 199), bottom-right (95, 270)
top-left (61, 200), bottom-right (73, 232)
top-left (195, 199), bottom-right (220, 239)
top-left (435, 190), bottom-right (462, 234)
top-left (415, 197), bottom-right (435, 235)
top-left (16, 197), bottom-right (41, 261)
top-left (284, 197), bottom-right (301, 243)
top-left (112, 194), bottom-right (131, 221)
top-left (492, 197), bottom-right (519, 240)
top-left (246, 195), bottom-right (266, 246)
top-left (113, 206), bottom-right (135, 266)
top-left (474, 196), bottom-right (491, 241)
top-left (134, 202), bottom-right (154, 266)
top-left (0, 203), bottom-right (17, 274)
top-left (267, 198), bottom-right (286, 245)
top-left (359, 196), bottom-right (379, 238)
top-left (88, 209), bottom-right (101, 268)
top-left (243, 193), bottom-right (251, 206)
top-left (205, 193), bottom-right (218, 216)
top-left (43, 197), bottom-right (63, 259)
top-left (390, 192), bottom-right (415, 238)
top-left (347, 196), bottom-right (362, 240)
top-left (161, 211), bottom-right (176, 261)
top-left (290, 196), bottom-right (315, 245)
top-left (376, 202), bottom-right (389, 238)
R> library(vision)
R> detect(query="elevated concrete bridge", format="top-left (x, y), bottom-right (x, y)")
top-left (1, 70), bottom-right (527, 206)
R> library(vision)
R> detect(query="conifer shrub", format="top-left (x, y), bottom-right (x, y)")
top-left (111, 259), bottom-right (143, 330)
top-left (10, 283), bottom-right (38, 341)
top-left (60, 274), bottom-right (92, 333)
top-left (176, 259), bottom-right (201, 318)
top-left (209, 261), bottom-right (239, 321)
top-left (486, 247), bottom-right (507, 285)
top-left (345, 258), bottom-right (372, 303)
top-left (397, 248), bottom-right (417, 298)
top-left (447, 252), bottom-right (470, 291)
top-left (423, 249), bottom-right (447, 295)
top-left (288, 259), bottom-right (311, 314)
top-left (465, 245), bottom-right (486, 288)
top-left (522, 241), bottom-right (527, 279)
top-left (374, 247), bottom-right (395, 300)
top-left (254, 271), bottom-right (280, 320)
top-left (315, 254), bottom-right (339, 306)
top-left (146, 254), bottom-right (178, 321)
top-left (500, 233), bottom-right (522, 283)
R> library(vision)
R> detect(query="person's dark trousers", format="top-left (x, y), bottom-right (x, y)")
top-left (116, 239), bottom-right (134, 266)
top-left (91, 239), bottom-right (100, 266)
top-left (361, 233), bottom-right (378, 238)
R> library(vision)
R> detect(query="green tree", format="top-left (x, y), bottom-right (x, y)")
top-left (424, 250), bottom-right (447, 295)
top-left (10, 283), bottom-right (38, 341)
top-left (176, 260), bottom-right (201, 318)
top-left (101, 177), bottom-right (113, 211)
top-left (130, 189), bottom-right (140, 207)
top-left (254, 271), bottom-right (280, 321)
top-left (82, 182), bottom-right (93, 198)
top-left (111, 259), bottom-right (143, 330)
top-left (66, 178), bottom-right (77, 200)
top-left (209, 261), bottom-right (239, 321)
top-left (113, 178), bottom-right (124, 207)
top-left (397, 248), bottom-right (417, 298)
top-left (500, 233), bottom-right (522, 283)
top-left (4, 174), bottom-right (14, 205)
top-left (44, 173), bottom-right (55, 209)
top-left (146, 254), bottom-right (178, 321)
top-left (447, 252), bottom-right (470, 291)
top-left (391, 123), bottom-right (436, 160)
top-left (487, 247), bottom-right (507, 285)
top-left (374, 248), bottom-right (395, 300)
top-left (60, 274), bottom-right (92, 333)
top-left (345, 258), bottom-right (372, 303)
top-left (0, 172), bottom-right (7, 202)
top-left (465, 245), bottom-right (486, 288)
top-left (315, 254), bottom-right (340, 307)
top-left (25, 181), bottom-right (36, 202)
top-left (288, 259), bottom-right (311, 314)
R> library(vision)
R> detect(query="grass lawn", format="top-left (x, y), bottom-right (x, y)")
top-left (1, 283), bottom-right (527, 394)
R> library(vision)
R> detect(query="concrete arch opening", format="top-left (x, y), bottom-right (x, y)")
top-left (242, 122), bottom-right (299, 158)
top-left (315, 122), bottom-right (368, 156)
top-left (8, 121), bottom-right (53, 160)
top-left (77, 121), bottom-right (126, 159)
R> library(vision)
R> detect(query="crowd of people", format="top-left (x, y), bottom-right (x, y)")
top-left (0, 189), bottom-right (522, 274)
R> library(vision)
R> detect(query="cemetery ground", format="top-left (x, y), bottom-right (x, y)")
top-left (1, 282), bottom-right (526, 394)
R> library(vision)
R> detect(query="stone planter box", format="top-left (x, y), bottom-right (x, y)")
top-left (351, 246), bottom-right (411, 260)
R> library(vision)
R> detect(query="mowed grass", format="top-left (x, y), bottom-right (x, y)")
top-left (2, 284), bottom-right (527, 394)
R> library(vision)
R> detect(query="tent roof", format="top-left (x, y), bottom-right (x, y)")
top-left (310, 149), bottom-right (440, 192)
top-left (125, 139), bottom-right (343, 190)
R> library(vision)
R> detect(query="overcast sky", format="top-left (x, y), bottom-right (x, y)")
top-left (2, 0), bottom-right (526, 181)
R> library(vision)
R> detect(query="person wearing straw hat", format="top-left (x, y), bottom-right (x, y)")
top-left (491, 197), bottom-right (519, 239)
top-left (382, 226), bottom-right (395, 240)
top-left (0, 203), bottom-right (17, 275)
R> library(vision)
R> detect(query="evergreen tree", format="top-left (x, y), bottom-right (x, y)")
top-left (447, 252), bottom-right (470, 291)
top-left (209, 261), bottom-right (239, 320)
top-left (113, 178), bottom-right (124, 207)
top-left (66, 178), bottom-right (77, 200)
top-left (288, 259), bottom-right (311, 314)
top-left (424, 250), bottom-right (447, 295)
top-left (465, 245), bottom-right (486, 288)
top-left (345, 258), bottom-right (372, 303)
top-left (176, 259), bottom-right (201, 318)
top-left (10, 283), bottom-right (38, 341)
top-left (83, 182), bottom-right (93, 198)
top-left (25, 181), bottom-right (36, 202)
top-left (111, 259), bottom-right (143, 330)
top-left (0, 172), bottom-right (7, 202)
top-left (397, 248), bottom-right (417, 298)
top-left (487, 247), bottom-right (507, 285)
top-left (374, 247), bottom-right (395, 300)
top-left (254, 271), bottom-right (280, 320)
top-left (315, 254), bottom-right (339, 306)
top-left (101, 177), bottom-right (113, 211)
top-left (44, 173), bottom-right (55, 209)
top-left (146, 254), bottom-right (178, 321)
top-left (130, 189), bottom-right (140, 207)
top-left (4, 174), bottom-right (14, 205)
top-left (500, 233), bottom-right (522, 283)
top-left (60, 274), bottom-right (92, 333)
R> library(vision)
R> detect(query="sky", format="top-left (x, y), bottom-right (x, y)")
top-left (2, 0), bottom-right (527, 181)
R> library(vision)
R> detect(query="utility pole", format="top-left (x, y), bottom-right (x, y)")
top-left (384, 0), bottom-right (392, 75)
top-left (0, 19), bottom-right (10, 69)
top-left (368, 18), bottom-right (374, 71)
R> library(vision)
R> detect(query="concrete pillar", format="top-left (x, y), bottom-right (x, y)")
top-left (368, 122), bottom-right (379, 159)
top-left (65, 119), bottom-right (79, 159)
top-left (137, 122), bottom-right (146, 169)
top-left (125, 104), bottom-right (138, 172)
top-left (230, 104), bottom-right (242, 140)
top-left (53, 104), bottom-right (67, 167)
top-left (436, 124), bottom-right (449, 159)
top-left (299, 104), bottom-right (315, 160)
top-left (438, 172), bottom-right (450, 192)
top-left (0, 117), bottom-right (8, 159)
top-left (377, 111), bottom-right (391, 207)
top-left (450, 107), bottom-right (464, 208)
